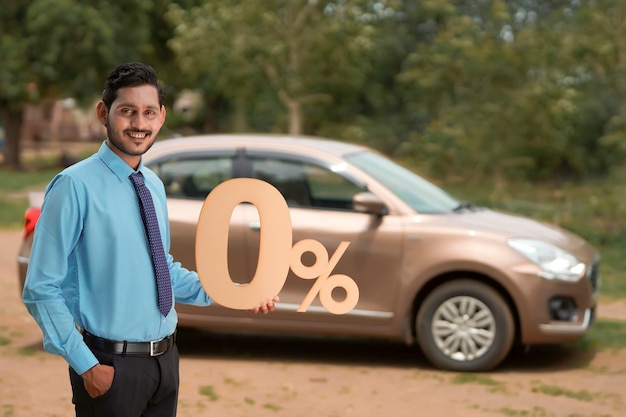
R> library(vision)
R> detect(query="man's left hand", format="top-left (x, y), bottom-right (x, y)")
top-left (249, 296), bottom-right (279, 314)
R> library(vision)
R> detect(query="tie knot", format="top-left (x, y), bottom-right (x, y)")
top-left (129, 172), bottom-right (145, 187)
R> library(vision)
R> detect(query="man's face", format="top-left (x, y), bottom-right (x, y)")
top-left (97, 84), bottom-right (166, 167)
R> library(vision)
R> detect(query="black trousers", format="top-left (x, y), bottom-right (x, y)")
top-left (69, 344), bottom-right (179, 417)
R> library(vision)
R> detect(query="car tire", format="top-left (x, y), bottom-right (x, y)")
top-left (416, 279), bottom-right (514, 372)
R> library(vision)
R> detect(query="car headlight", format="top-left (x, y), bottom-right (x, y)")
top-left (508, 238), bottom-right (585, 282)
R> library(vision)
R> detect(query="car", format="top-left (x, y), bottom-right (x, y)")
top-left (17, 134), bottom-right (599, 372)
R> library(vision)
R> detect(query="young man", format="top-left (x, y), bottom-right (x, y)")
top-left (22, 62), bottom-right (277, 417)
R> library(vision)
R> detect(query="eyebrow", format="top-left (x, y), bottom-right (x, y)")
top-left (117, 102), bottom-right (161, 110)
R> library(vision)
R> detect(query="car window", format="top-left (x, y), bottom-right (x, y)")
top-left (152, 156), bottom-right (234, 199)
top-left (346, 150), bottom-right (459, 214)
top-left (250, 157), bottom-right (365, 210)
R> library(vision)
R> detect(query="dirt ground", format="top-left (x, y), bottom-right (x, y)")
top-left (1, 229), bottom-right (625, 417)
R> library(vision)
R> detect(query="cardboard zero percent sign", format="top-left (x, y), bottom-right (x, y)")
top-left (195, 178), bottom-right (359, 315)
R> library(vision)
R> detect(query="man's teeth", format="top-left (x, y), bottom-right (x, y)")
top-left (129, 132), bottom-right (147, 138)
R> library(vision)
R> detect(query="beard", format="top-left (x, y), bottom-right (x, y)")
top-left (105, 121), bottom-right (156, 157)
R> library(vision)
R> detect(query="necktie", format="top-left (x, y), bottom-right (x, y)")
top-left (129, 172), bottom-right (173, 316)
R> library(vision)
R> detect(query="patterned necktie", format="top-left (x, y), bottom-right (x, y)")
top-left (129, 172), bottom-right (173, 316)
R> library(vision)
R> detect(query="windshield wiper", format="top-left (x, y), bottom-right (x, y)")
top-left (453, 201), bottom-right (474, 212)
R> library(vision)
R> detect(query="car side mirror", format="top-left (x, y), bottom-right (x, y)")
top-left (353, 192), bottom-right (388, 216)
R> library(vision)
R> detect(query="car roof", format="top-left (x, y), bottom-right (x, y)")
top-left (148, 133), bottom-right (369, 158)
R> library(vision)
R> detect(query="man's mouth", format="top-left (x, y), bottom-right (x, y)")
top-left (127, 131), bottom-right (151, 139)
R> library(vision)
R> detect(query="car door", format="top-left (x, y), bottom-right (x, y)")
top-left (148, 150), bottom-right (261, 317)
top-left (237, 150), bottom-right (406, 334)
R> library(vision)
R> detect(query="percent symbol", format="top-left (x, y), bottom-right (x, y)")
top-left (290, 239), bottom-right (359, 315)
top-left (196, 177), bottom-right (360, 314)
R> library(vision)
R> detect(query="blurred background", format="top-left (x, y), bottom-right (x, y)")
top-left (1, 0), bottom-right (625, 301)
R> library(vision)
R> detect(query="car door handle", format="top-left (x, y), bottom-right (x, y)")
top-left (249, 221), bottom-right (261, 231)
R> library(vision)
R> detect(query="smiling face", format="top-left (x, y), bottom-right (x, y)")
top-left (96, 84), bottom-right (166, 169)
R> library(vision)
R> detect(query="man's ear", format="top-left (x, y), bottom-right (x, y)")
top-left (160, 105), bottom-right (167, 126)
top-left (96, 101), bottom-right (108, 126)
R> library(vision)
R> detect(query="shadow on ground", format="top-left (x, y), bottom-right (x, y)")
top-left (175, 328), bottom-right (596, 373)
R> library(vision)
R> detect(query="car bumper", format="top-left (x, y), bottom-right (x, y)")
top-left (17, 255), bottom-right (28, 295)
top-left (515, 259), bottom-right (599, 344)
top-left (539, 307), bottom-right (595, 336)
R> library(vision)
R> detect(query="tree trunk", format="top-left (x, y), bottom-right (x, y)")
top-left (0, 106), bottom-right (23, 170)
top-left (202, 105), bottom-right (218, 134)
top-left (202, 96), bottom-right (222, 133)
top-left (230, 97), bottom-right (250, 132)
top-left (287, 99), bottom-right (302, 136)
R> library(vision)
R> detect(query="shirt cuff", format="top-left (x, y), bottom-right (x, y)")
top-left (65, 342), bottom-right (99, 375)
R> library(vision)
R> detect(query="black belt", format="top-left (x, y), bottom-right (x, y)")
top-left (80, 329), bottom-right (176, 357)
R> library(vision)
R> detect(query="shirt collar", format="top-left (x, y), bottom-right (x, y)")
top-left (97, 141), bottom-right (146, 181)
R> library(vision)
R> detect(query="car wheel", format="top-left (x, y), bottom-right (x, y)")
top-left (416, 279), bottom-right (514, 372)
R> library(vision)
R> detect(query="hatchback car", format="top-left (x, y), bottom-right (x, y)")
top-left (17, 134), bottom-right (599, 372)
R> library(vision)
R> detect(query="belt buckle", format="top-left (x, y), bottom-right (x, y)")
top-left (150, 339), bottom-right (164, 356)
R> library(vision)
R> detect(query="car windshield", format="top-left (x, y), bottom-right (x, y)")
top-left (346, 151), bottom-right (460, 214)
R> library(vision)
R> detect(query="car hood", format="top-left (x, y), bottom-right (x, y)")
top-left (419, 208), bottom-right (589, 252)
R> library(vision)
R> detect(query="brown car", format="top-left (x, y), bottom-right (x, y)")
top-left (17, 134), bottom-right (599, 372)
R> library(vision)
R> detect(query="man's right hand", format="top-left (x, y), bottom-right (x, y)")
top-left (81, 363), bottom-right (115, 398)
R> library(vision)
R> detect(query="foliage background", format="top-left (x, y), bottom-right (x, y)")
top-left (3, 0), bottom-right (626, 181)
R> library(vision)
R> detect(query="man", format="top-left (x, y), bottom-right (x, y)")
top-left (22, 62), bottom-right (277, 416)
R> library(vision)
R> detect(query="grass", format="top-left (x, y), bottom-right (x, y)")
top-left (16, 347), bottom-right (37, 357)
top-left (0, 143), bottom-right (98, 229)
top-left (198, 385), bottom-right (219, 401)
top-left (531, 383), bottom-right (594, 402)
top-left (451, 373), bottom-right (507, 393)
top-left (0, 154), bottom-right (64, 230)
top-left (262, 403), bottom-right (282, 411)
top-left (223, 377), bottom-right (243, 387)
top-left (0, 168), bottom-right (59, 229)
top-left (495, 406), bottom-right (548, 416)
top-left (0, 196), bottom-right (30, 230)
top-left (573, 318), bottom-right (626, 352)
top-left (452, 373), bottom-right (501, 386)
top-left (2, 404), bottom-right (15, 417)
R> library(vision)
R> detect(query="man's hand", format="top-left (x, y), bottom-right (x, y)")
top-left (81, 363), bottom-right (115, 398)
top-left (249, 296), bottom-right (280, 314)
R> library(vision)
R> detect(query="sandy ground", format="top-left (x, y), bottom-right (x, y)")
top-left (1, 229), bottom-right (625, 417)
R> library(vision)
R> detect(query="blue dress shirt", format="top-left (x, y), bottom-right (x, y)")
top-left (23, 141), bottom-right (212, 375)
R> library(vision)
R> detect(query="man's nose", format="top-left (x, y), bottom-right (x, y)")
top-left (130, 113), bottom-right (149, 129)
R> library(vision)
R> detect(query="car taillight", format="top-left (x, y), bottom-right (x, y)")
top-left (23, 208), bottom-right (41, 240)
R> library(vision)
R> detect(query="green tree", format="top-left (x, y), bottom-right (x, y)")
top-left (0, 1), bottom-right (35, 170)
top-left (166, 0), bottom-right (391, 135)
top-left (0, 0), bottom-right (182, 169)
top-left (397, 0), bottom-right (526, 184)
top-left (568, 1), bottom-right (626, 173)
top-left (394, 0), bottom-right (625, 184)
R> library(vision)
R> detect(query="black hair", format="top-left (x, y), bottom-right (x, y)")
top-left (101, 62), bottom-right (165, 109)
